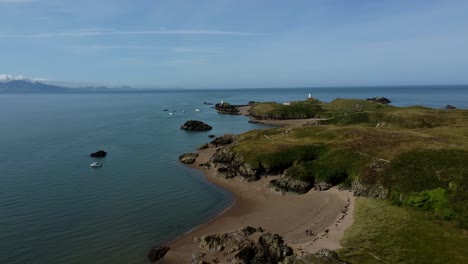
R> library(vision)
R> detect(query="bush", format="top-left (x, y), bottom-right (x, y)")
top-left (406, 188), bottom-right (455, 220)
top-left (255, 144), bottom-right (325, 173)
top-left (284, 163), bottom-right (315, 183)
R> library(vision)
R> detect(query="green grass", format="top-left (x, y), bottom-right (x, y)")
top-left (249, 99), bottom-right (323, 119)
top-left (220, 99), bottom-right (468, 261)
top-left (251, 98), bottom-right (468, 129)
top-left (339, 198), bottom-right (468, 264)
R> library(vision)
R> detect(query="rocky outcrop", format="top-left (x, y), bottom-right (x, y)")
top-left (90, 150), bottom-right (107, 157)
top-left (352, 161), bottom-right (389, 198)
top-left (255, 233), bottom-right (294, 263)
top-left (179, 153), bottom-right (199, 164)
top-left (366, 96), bottom-right (391, 104)
top-left (215, 102), bottom-right (240, 115)
top-left (352, 179), bottom-right (389, 199)
top-left (181, 120), bottom-right (213, 131)
top-left (211, 147), bottom-right (260, 181)
top-left (314, 181), bottom-right (333, 191)
top-left (210, 134), bottom-right (236, 146)
top-left (194, 227), bottom-right (293, 264)
top-left (267, 176), bottom-right (313, 194)
top-left (147, 246), bottom-right (169, 262)
top-left (194, 226), bottom-right (259, 253)
top-left (283, 249), bottom-right (349, 264)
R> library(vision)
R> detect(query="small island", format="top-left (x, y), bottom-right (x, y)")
top-left (180, 120), bottom-right (213, 131)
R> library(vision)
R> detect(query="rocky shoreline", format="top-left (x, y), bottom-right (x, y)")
top-left (153, 138), bottom-right (355, 263)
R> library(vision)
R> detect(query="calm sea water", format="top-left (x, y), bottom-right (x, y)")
top-left (1, 86), bottom-right (467, 264)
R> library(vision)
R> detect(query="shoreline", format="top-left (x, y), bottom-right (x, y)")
top-left (161, 144), bottom-right (355, 263)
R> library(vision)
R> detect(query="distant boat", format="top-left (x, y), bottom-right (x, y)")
top-left (195, 109), bottom-right (200, 112)
top-left (90, 162), bottom-right (102, 168)
top-left (162, 109), bottom-right (169, 111)
top-left (169, 112), bottom-right (173, 116)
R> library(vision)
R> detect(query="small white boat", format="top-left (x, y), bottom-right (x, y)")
top-left (169, 112), bottom-right (173, 116)
top-left (90, 162), bottom-right (102, 168)
top-left (195, 109), bottom-right (200, 112)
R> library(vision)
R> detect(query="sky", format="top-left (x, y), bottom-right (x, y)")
top-left (0, 0), bottom-right (468, 88)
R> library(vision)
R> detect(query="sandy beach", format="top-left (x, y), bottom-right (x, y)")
top-left (161, 146), bottom-right (355, 263)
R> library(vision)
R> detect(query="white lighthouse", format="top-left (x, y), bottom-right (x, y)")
top-left (308, 93), bottom-right (311, 99)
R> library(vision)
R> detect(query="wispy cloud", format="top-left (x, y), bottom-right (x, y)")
top-left (0, 74), bottom-right (47, 82)
top-left (0, 29), bottom-right (261, 38)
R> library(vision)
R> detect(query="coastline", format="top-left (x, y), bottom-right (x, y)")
top-left (161, 145), bottom-right (355, 263)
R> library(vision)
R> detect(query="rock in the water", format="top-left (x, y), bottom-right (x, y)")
top-left (179, 153), bottom-right (199, 164)
top-left (181, 120), bottom-right (213, 131)
top-left (90, 150), bottom-right (107, 157)
top-left (445, 104), bottom-right (457, 110)
top-left (215, 102), bottom-right (240, 115)
top-left (366, 96), bottom-right (391, 104)
top-left (147, 246), bottom-right (169, 262)
top-left (208, 134), bottom-right (216, 138)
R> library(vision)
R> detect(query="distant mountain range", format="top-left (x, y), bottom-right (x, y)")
top-left (0, 80), bottom-right (134, 93)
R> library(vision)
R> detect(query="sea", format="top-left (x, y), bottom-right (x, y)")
top-left (0, 85), bottom-right (467, 264)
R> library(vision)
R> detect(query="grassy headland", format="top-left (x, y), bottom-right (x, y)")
top-left (215, 98), bottom-right (468, 261)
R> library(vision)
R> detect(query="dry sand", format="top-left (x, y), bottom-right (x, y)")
top-left (161, 148), bottom-right (355, 263)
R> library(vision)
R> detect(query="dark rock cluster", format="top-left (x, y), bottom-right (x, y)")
top-left (193, 226), bottom-right (293, 264)
top-left (181, 120), bottom-right (213, 131)
top-left (210, 147), bottom-right (260, 182)
top-left (210, 134), bottom-right (236, 146)
top-left (147, 246), bottom-right (169, 262)
top-left (267, 175), bottom-right (313, 194)
top-left (214, 102), bottom-right (241, 115)
top-left (366, 96), bottom-right (391, 104)
top-left (90, 150), bottom-right (107, 157)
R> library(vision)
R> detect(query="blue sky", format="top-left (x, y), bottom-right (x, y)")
top-left (0, 0), bottom-right (467, 88)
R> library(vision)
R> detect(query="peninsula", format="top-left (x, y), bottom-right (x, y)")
top-left (159, 97), bottom-right (468, 263)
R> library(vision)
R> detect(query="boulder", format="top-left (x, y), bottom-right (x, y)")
top-left (90, 150), bottom-right (107, 157)
top-left (179, 153), bottom-right (199, 164)
top-left (147, 246), bottom-right (169, 262)
top-left (366, 96), bottom-right (391, 104)
top-left (181, 120), bottom-right (212, 131)
top-left (208, 134), bottom-right (216, 138)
